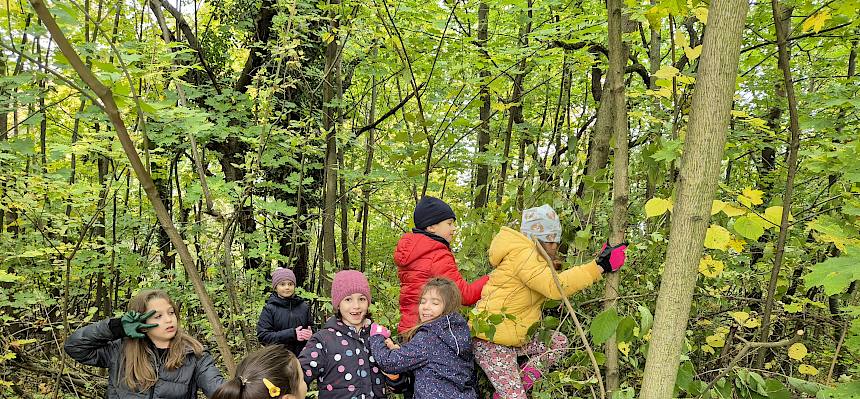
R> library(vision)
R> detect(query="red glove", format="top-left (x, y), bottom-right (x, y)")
top-left (597, 241), bottom-right (628, 273)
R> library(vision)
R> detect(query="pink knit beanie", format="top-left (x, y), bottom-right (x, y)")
top-left (271, 267), bottom-right (296, 289)
top-left (331, 270), bottom-right (371, 310)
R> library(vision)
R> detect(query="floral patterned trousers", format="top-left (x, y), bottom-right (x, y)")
top-left (472, 332), bottom-right (569, 399)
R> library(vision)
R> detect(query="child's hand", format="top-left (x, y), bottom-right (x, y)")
top-left (370, 323), bottom-right (391, 338)
top-left (384, 338), bottom-right (401, 350)
top-left (295, 326), bottom-right (313, 341)
top-left (597, 241), bottom-right (628, 273)
top-left (552, 259), bottom-right (563, 270)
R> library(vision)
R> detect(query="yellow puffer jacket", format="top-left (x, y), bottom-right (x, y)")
top-left (473, 227), bottom-right (603, 347)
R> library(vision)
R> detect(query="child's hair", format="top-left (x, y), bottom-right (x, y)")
top-left (213, 346), bottom-right (303, 399)
top-left (122, 289), bottom-right (204, 392)
top-left (402, 278), bottom-right (462, 341)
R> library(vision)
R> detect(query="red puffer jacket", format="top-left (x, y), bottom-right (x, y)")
top-left (394, 232), bottom-right (489, 334)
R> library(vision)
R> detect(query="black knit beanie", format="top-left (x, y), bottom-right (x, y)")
top-left (413, 196), bottom-right (456, 229)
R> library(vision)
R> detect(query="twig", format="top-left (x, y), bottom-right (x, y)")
top-left (697, 330), bottom-right (804, 398)
top-left (534, 238), bottom-right (606, 399)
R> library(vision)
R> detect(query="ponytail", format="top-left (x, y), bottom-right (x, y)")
top-left (212, 345), bottom-right (303, 399)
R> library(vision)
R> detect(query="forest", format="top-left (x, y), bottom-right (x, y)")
top-left (0, 0), bottom-right (858, 396)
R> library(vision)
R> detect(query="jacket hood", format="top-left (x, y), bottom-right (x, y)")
top-left (421, 313), bottom-right (472, 359)
top-left (265, 292), bottom-right (305, 308)
top-left (488, 227), bottom-right (537, 268)
top-left (394, 232), bottom-right (449, 267)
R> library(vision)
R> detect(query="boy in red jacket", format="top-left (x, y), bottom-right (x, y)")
top-left (394, 196), bottom-right (489, 334)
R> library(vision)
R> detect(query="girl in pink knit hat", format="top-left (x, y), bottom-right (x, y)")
top-left (298, 270), bottom-right (400, 398)
top-left (256, 268), bottom-right (313, 356)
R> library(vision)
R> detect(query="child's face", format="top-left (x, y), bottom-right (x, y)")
top-left (338, 293), bottom-right (369, 329)
top-left (276, 280), bottom-right (296, 298)
top-left (541, 241), bottom-right (559, 259)
top-left (418, 289), bottom-right (445, 322)
top-left (426, 218), bottom-right (456, 243)
top-left (144, 298), bottom-right (178, 347)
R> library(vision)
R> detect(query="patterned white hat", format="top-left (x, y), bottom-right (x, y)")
top-left (521, 204), bottom-right (562, 243)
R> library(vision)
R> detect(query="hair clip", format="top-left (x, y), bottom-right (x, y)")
top-left (238, 376), bottom-right (248, 386)
top-left (262, 378), bottom-right (280, 397)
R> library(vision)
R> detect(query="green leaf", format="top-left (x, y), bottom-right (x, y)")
top-left (543, 316), bottom-right (559, 329)
top-left (733, 216), bottom-right (765, 240)
top-left (638, 305), bottom-right (653, 336)
top-left (0, 270), bottom-right (22, 283)
top-left (590, 308), bottom-right (621, 345)
top-left (616, 316), bottom-right (636, 342)
top-left (786, 376), bottom-right (822, 396)
top-left (764, 379), bottom-right (790, 399)
top-left (802, 246), bottom-right (860, 295)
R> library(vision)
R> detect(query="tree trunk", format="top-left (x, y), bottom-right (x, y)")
top-left (28, 0), bottom-right (237, 373)
top-left (639, 0), bottom-right (749, 396)
top-left (754, 0), bottom-right (804, 368)
top-left (602, 0), bottom-right (629, 392)
top-left (321, 0), bottom-right (341, 284)
top-left (473, 1), bottom-right (491, 208)
top-left (360, 58), bottom-right (378, 271)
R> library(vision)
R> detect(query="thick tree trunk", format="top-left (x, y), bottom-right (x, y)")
top-left (639, 0), bottom-right (749, 396)
top-left (473, 2), bottom-right (490, 208)
top-left (28, 0), bottom-right (237, 373)
top-left (755, 0), bottom-right (804, 368)
top-left (602, 0), bottom-right (629, 392)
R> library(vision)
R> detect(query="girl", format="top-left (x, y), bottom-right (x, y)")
top-left (212, 345), bottom-right (307, 399)
top-left (368, 278), bottom-right (477, 399)
top-left (298, 270), bottom-right (392, 399)
top-left (472, 204), bottom-right (627, 399)
top-left (257, 267), bottom-right (313, 355)
top-left (64, 289), bottom-right (225, 399)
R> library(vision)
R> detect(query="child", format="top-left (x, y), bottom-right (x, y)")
top-left (213, 345), bottom-right (307, 399)
top-left (368, 278), bottom-right (477, 399)
top-left (257, 267), bottom-right (313, 355)
top-left (472, 204), bottom-right (627, 399)
top-left (298, 270), bottom-right (393, 398)
top-left (395, 196), bottom-right (489, 334)
top-left (64, 289), bottom-right (225, 399)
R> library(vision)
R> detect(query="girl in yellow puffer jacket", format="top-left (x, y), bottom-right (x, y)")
top-left (472, 204), bottom-right (627, 399)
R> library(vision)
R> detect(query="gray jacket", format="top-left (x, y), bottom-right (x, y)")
top-left (64, 318), bottom-right (225, 399)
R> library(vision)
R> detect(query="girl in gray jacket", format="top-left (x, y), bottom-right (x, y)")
top-left (65, 289), bottom-right (225, 399)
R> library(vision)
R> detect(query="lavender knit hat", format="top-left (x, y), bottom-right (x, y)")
top-left (271, 267), bottom-right (296, 289)
top-left (331, 270), bottom-right (371, 310)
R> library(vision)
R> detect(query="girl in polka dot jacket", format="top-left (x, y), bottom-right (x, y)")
top-left (298, 270), bottom-right (393, 399)
top-left (367, 278), bottom-right (477, 399)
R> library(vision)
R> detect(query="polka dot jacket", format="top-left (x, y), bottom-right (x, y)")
top-left (299, 316), bottom-right (389, 399)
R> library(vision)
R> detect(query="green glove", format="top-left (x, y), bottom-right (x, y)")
top-left (120, 310), bottom-right (159, 339)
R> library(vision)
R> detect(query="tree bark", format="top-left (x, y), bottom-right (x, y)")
top-left (602, 0), bottom-right (628, 392)
top-left (473, 1), bottom-right (491, 208)
top-left (639, 0), bottom-right (749, 396)
top-left (322, 0), bottom-right (341, 283)
top-left (28, 0), bottom-right (237, 374)
top-left (754, 0), bottom-right (804, 369)
top-left (360, 54), bottom-right (378, 271)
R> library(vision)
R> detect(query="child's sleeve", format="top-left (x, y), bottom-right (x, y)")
top-left (64, 318), bottom-right (123, 368)
top-left (256, 306), bottom-right (297, 346)
top-left (298, 333), bottom-right (327, 385)
top-left (194, 350), bottom-right (226, 397)
top-left (517, 253), bottom-right (603, 300)
top-left (432, 252), bottom-right (490, 305)
top-left (368, 334), bottom-right (429, 374)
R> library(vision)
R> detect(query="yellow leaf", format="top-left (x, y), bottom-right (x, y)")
top-left (693, 7), bottom-right (708, 24)
top-left (799, 364), bottom-right (819, 376)
top-left (654, 65), bottom-right (680, 80)
top-left (706, 334), bottom-right (725, 348)
top-left (645, 197), bottom-right (673, 218)
top-left (743, 317), bottom-right (761, 328)
top-left (704, 225), bottom-right (732, 251)
top-left (701, 344), bottom-right (715, 354)
top-left (801, 10), bottom-right (831, 34)
top-left (711, 200), bottom-right (726, 215)
top-left (763, 206), bottom-right (794, 228)
top-left (737, 187), bottom-right (764, 208)
top-left (728, 238), bottom-right (746, 253)
top-left (722, 203), bottom-right (747, 217)
top-left (684, 45), bottom-right (703, 61)
top-left (788, 343), bottom-right (808, 361)
top-left (618, 341), bottom-right (631, 356)
top-left (699, 256), bottom-right (725, 278)
top-left (730, 311), bottom-right (750, 325)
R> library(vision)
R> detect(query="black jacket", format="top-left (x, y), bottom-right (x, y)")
top-left (64, 318), bottom-right (225, 399)
top-left (256, 293), bottom-right (312, 354)
top-left (299, 317), bottom-right (389, 399)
